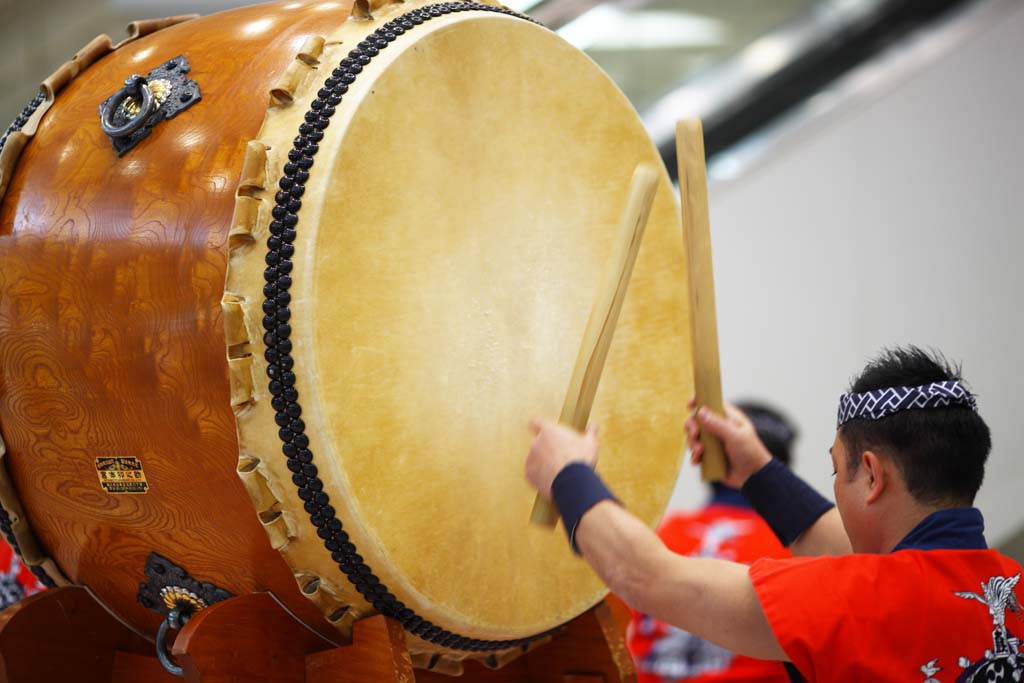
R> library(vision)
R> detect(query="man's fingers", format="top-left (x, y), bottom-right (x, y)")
top-left (697, 407), bottom-right (734, 440)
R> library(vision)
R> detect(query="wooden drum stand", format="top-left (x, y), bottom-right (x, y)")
top-left (0, 587), bottom-right (635, 683)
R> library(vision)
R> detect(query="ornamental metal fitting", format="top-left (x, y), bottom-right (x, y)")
top-left (98, 55), bottom-right (200, 156)
top-left (136, 552), bottom-right (232, 619)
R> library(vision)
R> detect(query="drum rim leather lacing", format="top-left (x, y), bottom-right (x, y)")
top-left (258, 1), bottom-right (568, 653)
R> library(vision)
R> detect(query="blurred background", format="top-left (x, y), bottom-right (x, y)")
top-left (1, 0), bottom-right (1021, 557)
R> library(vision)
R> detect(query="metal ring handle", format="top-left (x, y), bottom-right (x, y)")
top-left (156, 608), bottom-right (185, 677)
top-left (100, 75), bottom-right (155, 139)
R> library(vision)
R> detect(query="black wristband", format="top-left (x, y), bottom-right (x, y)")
top-left (551, 463), bottom-right (618, 555)
top-left (741, 458), bottom-right (834, 546)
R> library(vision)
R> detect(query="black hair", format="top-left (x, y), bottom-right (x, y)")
top-left (735, 401), bottom-right (797, 467)
top-left (839, 346), bottom-right (990, 506)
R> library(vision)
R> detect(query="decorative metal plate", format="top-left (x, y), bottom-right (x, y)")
top-left (98, 55), bottom-right (201, 157)
top-left (137, 552), bottom-right (232, 618)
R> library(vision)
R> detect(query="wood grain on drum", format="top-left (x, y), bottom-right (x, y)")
top-left (0, 1), bottom-right (352, 639)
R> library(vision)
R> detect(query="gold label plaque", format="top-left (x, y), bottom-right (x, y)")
top-left (95, 456), bottom-right (149, 494)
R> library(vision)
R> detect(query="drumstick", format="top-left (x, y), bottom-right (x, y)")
top-left (530, 163), bottom-right (660, 527)
top-left (676, 119), bottom-right (728, 481)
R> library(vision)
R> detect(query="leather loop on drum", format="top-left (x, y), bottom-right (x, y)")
top-left (259, 509), bottom-right (296, 550)
top-left (294, 573), bottom-right (356, 638)
top-left (296, 36), bottom-right (326, 66)
top-left (228, 355), bottom-right (255, 407)
top-left (121, 15), bottom-right (199, 45)
top-left (351, 0), bottom-right (405, 20)
top-left (221, 297), bottom-right (251, 347)
top-left (237, 458), bottom-right (280, 516)
top-left (229, 196), bottom-right (264, 248)
top-left (270, 61), bottom-right (313, 106)
top-left (238, 141), bottom-right (269, 193)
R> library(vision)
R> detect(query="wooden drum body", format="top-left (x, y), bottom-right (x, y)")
top-left (0, 0), bottom-right (692, 669)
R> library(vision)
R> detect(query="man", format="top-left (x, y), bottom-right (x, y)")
top-left (525, 347), bottom-right (1022, 682)
top-left (627, 403), bottom-right (797, 683)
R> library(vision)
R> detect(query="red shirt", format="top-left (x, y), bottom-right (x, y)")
top-left (628, 499), bottom-right (793, 683)
top-left (751, 548), bottom-right (1024, 682)
top-left (0, 539), bottom-right (46, 610)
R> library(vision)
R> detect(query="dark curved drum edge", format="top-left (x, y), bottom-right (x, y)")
top-left (259, 2), bottom-right (564, 653)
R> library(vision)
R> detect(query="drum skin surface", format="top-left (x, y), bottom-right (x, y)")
top-left (0, 1), bottom-right (351, 637)
top-left (0, 0), bottom-right (693, 656)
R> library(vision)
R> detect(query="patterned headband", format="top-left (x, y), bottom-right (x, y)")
top-left (836, 380), bottom-right (978, 428)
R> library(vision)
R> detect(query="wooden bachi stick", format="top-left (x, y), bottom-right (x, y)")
top-left (676, 119), bottom-right (728, 482)
top-left (530, 163), bottom-right (660, 527)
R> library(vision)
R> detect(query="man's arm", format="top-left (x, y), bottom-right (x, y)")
top-left (789, 508), bottom-right (850, 557)
top-left (574, 499), bottom-right (788, 661)
top-left (687, 404), bottom-right (851, 557)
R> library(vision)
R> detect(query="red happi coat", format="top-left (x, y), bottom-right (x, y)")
top-left (751, 549), bottom-right (1024, 683)
top-left (628, 503), bottom-right (792, 683)
top-left (0, 539), bottom-right (46, 610)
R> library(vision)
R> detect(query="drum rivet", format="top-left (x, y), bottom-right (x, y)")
top-left (179, 91), bottom-right (192, 104)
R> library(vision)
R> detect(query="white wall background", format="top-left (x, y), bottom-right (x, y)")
top-left (667, 2), bottom-right (1024, 546)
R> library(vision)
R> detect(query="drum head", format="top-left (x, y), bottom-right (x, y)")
top-left (241, 7), bottom-right (692, 642)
